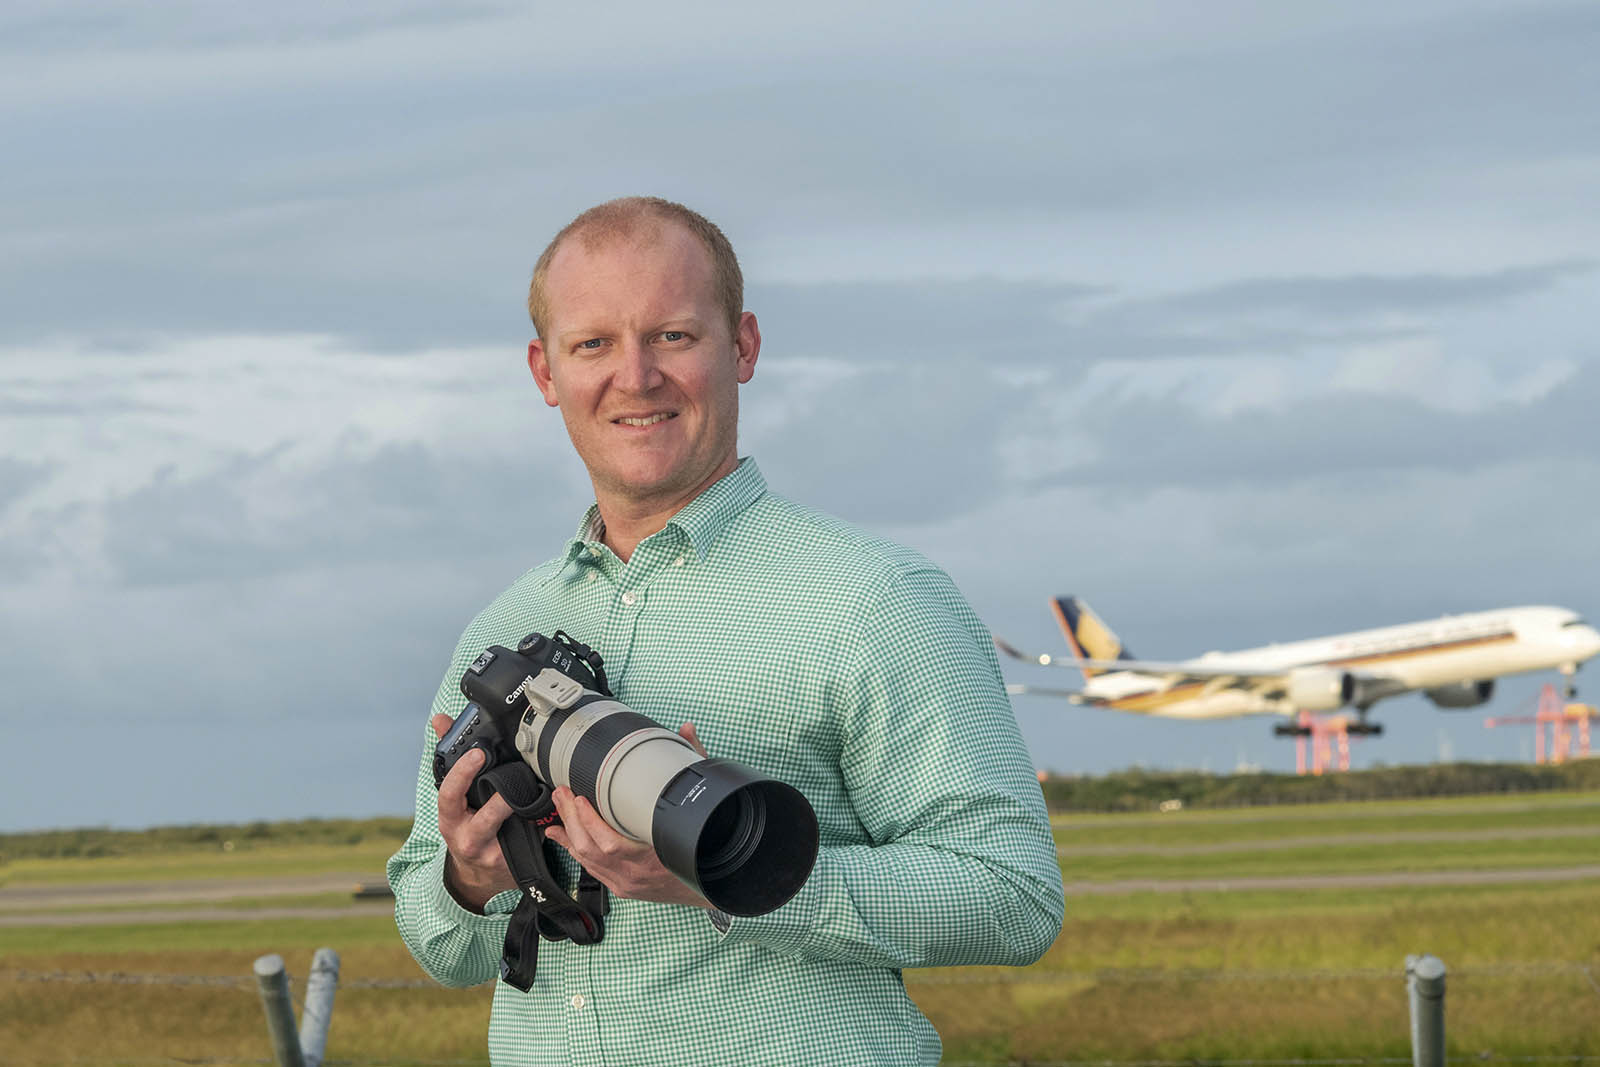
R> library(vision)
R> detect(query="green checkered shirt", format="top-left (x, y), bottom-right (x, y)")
top-left (387, 458), bottom-right (1064, 1066)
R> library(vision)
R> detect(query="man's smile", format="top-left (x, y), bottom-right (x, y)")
top-left (613, 412), bottom-right (678, 427)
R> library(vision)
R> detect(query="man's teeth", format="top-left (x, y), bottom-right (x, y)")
top-left (617, 414), bottom-right (675, 426)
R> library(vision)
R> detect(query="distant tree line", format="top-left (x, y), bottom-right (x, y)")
top-left (1039, 759), bottom-right (1600, 813)
top-left (4, 763), bottom-right (1597, 861)
top-left (0, 816), bottom-right (413, 862)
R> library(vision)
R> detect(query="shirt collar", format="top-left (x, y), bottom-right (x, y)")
top-left (558, 457), bottom-right (767, 569)
top-left (666, 457), bottom-right (767, 561)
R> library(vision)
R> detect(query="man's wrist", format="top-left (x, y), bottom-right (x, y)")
top-left (443, 853), bottom-right (500, 914)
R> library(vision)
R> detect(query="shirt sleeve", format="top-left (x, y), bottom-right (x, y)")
top-left (385, 667), bottom-right (521, 989)
top-left (715, 565), bottom-right (1066, 968)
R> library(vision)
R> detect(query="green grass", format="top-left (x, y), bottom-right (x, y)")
top-left (3, 791), bottom-right (1598, 1065)
top-left (0, 839), bottom-right (403, 888)
top-left (1051, 790), bottom-right (1600, 842)
top-left (1056, 832), bottom-right (1599, 880)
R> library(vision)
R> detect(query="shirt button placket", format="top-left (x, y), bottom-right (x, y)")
top-left (564, 950), bottom-right (602, 1065)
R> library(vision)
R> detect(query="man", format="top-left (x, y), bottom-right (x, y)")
top-left (388, 197), bottom-right (1064, 1066)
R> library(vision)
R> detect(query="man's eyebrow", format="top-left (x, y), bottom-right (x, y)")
top-left (553, 326), bottom-right (606, 345)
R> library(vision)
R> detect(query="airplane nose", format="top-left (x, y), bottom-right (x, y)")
top-left (1567, 625), bottom-right (1600, 662)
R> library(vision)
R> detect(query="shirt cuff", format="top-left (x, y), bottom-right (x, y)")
top-left (416, 846), bottom-right (520, 929)
top-left (707, 850), bottom-right (824, 952)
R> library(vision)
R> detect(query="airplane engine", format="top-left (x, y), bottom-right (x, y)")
top-left (1424, 679), bottom-right (1495, 709)
top-left (1286, 667), bottom-right (1353, 711)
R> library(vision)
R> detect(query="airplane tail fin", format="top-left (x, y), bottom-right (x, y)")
top-left (1051, 596), bottom-right (1136, 681)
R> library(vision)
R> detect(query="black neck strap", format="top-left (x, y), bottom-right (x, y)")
top-left (477, 762), bottom-right (609, 992)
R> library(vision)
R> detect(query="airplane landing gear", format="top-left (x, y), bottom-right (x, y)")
top-left (1273, 709), bottom-right (1379, 773)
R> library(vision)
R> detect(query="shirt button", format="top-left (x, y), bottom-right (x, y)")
top-left (621, 591), bottom-right (637, 607)
top-left (673, 556), bottom-right (686, 567)
top-left (570, 993), bottom-right (586, 1010)
top-left (585, 571), bottom-right (598, 583)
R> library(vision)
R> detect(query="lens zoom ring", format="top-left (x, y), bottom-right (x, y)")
top-left (535, 705), bottom-right (581, 785)
top-left (567, 711), bottom-right (662, 805)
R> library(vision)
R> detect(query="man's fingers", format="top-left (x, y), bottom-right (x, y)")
top-left (467, 790), bottom-right (514, 837)
top-left (550, 787), bottom-right (594, 856)
top-left (679, 721), bottom-right (709, 758)
top-left (430, 713), bottom-right (454, 740)
top-left (438, 747), bottom-right (486, 814)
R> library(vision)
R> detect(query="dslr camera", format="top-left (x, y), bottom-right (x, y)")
top-left (435, 631), bottom-right (818, 917)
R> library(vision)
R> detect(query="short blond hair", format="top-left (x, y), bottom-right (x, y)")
top-left (527, 197), bottom-right (744, 339)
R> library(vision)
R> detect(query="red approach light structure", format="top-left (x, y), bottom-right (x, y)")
top-left (1293, 711), bottom-right (1358, 776)
top-left (1483, 683), bottom-right (1596, 764)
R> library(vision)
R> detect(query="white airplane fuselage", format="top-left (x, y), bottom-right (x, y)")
top-left (1082, 606), bottom-right (1600, 719)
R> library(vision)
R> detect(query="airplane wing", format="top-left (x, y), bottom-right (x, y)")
top-left (993, 635), bottom-right (1410, 705)
top-left (994, 634), bottom-right (1263, 682)
top-left (1004, 682), bottom-right (1090, 703)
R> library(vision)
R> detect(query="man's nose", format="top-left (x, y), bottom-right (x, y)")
top-left (614, 338), bottom-right (664, 392)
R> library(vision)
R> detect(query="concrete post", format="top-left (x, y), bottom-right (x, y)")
top-left (298, 948), bottom-right (340, 1067)
top-left (1405, 953), bottom-right (1447, 1067)
top-left (253, 954), bottom-right (307, 1067)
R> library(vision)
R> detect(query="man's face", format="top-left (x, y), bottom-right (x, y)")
top-left (527, 223), bottom-right (760, 516)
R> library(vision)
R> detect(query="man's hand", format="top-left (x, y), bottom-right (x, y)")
top-left (431, 712), bottom-right (519, 913)
top-left (544, 722), bottom-right (714, 910)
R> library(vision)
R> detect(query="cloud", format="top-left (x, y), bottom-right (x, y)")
top-left (1111, 261), bottom-right (1596, 323)
top-left (1033, 357), bottom-right (1600, 491)
top-left (96, 438), bottom-right (584, 587)
top-left (0, 2), bottom-right (510, 53)
top-left (6, 3), bottom-right (1598, 352)
top-left (0, 457), bottom-right (51, 510)
top-left (749, 363), bottom-right (1030, 523)
top-left (752, 261), bottom-right (1588, 373)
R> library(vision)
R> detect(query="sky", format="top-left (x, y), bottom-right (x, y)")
top-left (4, 1), bottom-right (1599, 831)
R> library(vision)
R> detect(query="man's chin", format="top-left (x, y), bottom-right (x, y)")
top-left (593, 457), bottom-right (731, 510)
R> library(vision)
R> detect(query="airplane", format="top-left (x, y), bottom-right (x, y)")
top-left (995, 597), bottom-right (1600, 736)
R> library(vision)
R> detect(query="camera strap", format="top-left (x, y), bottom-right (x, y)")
top-left (480, 762), bottom-right (610, 993)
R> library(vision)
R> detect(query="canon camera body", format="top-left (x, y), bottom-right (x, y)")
top-left (434, 632), bottom-right (818, 918)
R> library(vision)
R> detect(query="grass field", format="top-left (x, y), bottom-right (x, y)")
top-left (3, 792), bottom-right (1597, 1065)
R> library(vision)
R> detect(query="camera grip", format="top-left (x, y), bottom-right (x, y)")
top-left (478, 762), bottom-right (558, 823)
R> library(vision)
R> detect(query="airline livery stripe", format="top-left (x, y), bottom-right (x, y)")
top-left (1326, 630), bottom-right (1517, 668)
top-left (1104, 630), bottom-right (1518, 712)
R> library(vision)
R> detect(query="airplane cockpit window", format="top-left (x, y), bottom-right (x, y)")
top-left (1561, 618), bottom-right (1589, 628)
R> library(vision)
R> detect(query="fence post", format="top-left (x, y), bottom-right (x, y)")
top-left (298, 948), bottom-right (341, 1067)
top-left (253, 954), bottom-right (307, 1067)
top-left (1405, 953), bottom-right (1447, 1067)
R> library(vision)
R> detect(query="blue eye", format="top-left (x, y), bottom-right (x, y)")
top-left (579, 338), bottom-right (604, 350)
top-left (661, 331), bottom-right (685, 343)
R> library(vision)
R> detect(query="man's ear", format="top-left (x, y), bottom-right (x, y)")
top-left (734, 312), bottom-right (761, 384)
top-left (527, 339), bottom-right (561, 407)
